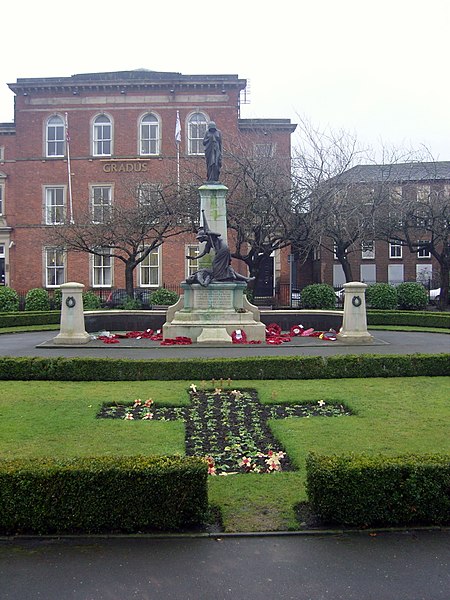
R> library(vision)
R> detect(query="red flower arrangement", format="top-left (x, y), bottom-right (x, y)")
top-left (231, 329), bottom-right (248, 344)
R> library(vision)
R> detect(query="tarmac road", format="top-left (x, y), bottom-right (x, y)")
top-left (0, 329), bottom-right (448, 358)
top-left (1, 530), bottom-right (449, 600)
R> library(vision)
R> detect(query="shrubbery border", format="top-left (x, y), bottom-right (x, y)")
top-left (0, 455), bottom-right (208, 534)
top-left (0, 353), bottom-right (448, 381)
top-left (306, 452), bottom-right (450, 527)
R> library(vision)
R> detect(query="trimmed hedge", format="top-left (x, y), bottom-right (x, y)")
top-left (367, 310), bottom-right (450, 328)
top-left (0, 353), bottom-right (448, 381)
top-left (306, 453), bottom-right (450, 527)
top-left (0, 311), bottom-right (61, 328)
top-left (0, 455), bottom-right (208, 534)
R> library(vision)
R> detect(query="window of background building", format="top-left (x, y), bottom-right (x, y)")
top-left (140, 113), bottom-right (160, 155)
top-left (140, 248), bottom-right (160, 286)
top-left (416, 263), bottom-right (432, 285)
top-left (93, 115), bottom-right (112, 156)
top-left (360, 264), bottom-right (376, 284)
top-left (188, 112), bottom-right (208, 155)
top-left (92, 248), bottom-right (112, 287)
top-left (0, 146), bottom-right (4, 161)
top-left (0, 244), bottom-right (5, 285)
top-left (45, 187), bottom-right (65, 224)
top-left (91, 186), bottom-right (112, 223)
top-left (0, 183), bottom-right (3, 215)
top-left (389, 241), bottom-right (402, 259)
top-left (253, 143), bottom-right (275, 158)
top-left (417, 241), bottom-right (431, 258)
top-left (388, 264), bottom-right (404, 285)
top-left (45, 248), bottom-right (65, 287)
top-left (46, 115), bottom-right (65, 157)
top-left (361, 240), bottom-right (375, 259)
top-left (186, 244), bottom-right (200, 278)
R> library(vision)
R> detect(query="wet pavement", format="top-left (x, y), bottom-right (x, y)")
top-left (0, 329), bottom-right (448, 359)
top-left (1, 530), bottom-right (449, 600)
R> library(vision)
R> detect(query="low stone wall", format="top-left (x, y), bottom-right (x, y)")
top-left (83, 309), bottom-right (343, 334)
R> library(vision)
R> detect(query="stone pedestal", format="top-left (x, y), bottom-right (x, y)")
top-left (53, 282), bottom-right (90, 345)
top-left (198, 184), bottom-right (228, 269)
top-left (163, 282), bottom-right (266, 344)
top-left (336, 281), bottom-right (373, 344)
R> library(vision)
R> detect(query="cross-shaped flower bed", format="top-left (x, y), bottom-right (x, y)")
top-left (98, 388), bottom-right (351, 475)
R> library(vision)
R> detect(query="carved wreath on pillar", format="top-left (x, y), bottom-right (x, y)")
top-left (352, 295), bottom-right (362, 307)
top-left (65, 296), bottom-right (76, 308)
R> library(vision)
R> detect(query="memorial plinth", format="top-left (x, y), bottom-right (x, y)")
top-left (53, 282), bottom-right (90, 345)
top-left (336, 281), bottom-right (373, 344)
top-left (163, 282), bottom-right (266, 344)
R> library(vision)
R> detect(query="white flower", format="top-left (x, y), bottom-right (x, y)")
top-left (190, 384), bottom-right (197, 393)
top-left (318, 400), bottom-right (326, 407)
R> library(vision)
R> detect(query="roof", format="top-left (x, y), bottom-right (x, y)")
top-left (239, 118), bottom-right (297, 133)
top-left (8, 70), bottom-right (247, 94)
top-left (340, 161), bottom-right (450, 183)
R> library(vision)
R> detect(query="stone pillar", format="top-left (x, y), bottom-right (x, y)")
top-left (53, 282), bottom-right (90, 345)
top-left (198, 183), bottom-right (228, 269)
top-left (336, 281), bottom-right (373, 344)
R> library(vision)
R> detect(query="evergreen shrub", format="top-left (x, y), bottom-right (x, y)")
top-left (306, 452), bottom-right (450, 527)
top-left (365, 283), bottom-right (398, 310)
top-left (82, 291), bottom-right (101, 310)
top-left (0, 455), bottom-right (208, 534)
top-left (0, 287), bottom-right (19, 312)
top-left (150, 288), bottom-right (179, 306)
top-left (25, 288), bottom-right (51, 311)
top-left (301, 284), bottom-right (336, 309)
top-left (396, 282), bottom-right (428, 310)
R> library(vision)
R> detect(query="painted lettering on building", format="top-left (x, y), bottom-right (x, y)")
top-left (103, 162), bottom-right (149, 173)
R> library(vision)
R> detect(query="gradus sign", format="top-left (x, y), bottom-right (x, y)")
top-left (102, 161), bottom-right (149, 173)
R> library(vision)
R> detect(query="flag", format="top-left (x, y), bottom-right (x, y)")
top-left (175, 110), bottom-right (181, 144)
top-left (65, 112), bottom-right (70, 143)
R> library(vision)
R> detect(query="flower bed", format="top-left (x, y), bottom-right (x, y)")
top-left (98, 388), bottom-right (351, 475)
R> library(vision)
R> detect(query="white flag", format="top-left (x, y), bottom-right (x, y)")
top-left (175, 110), bottom-right (181, 144)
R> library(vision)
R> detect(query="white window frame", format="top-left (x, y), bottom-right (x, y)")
top-left (187, 112), bottom-right (208, 155)
top-left (92, 248), bottom-right (112, 287)
top-left (186, 244), bottom-right (200, 278)
top-left (45, 186), bottom-right (66, 225)
top-left (46, 115), bottom-right (65, 157)
top-left (137, 182), bottom-right (162, 207)
top-left (417, 241), bottom-right (431, 259)
top-left (253, 143), bottom-right (276, 158)
top-left (139, 113), bottom-right (160, 156)
top-left (0, 182), bottom-right (3, 216)
top-left (139, 247), bottom-right (160, 287)
top-left (0, 146), bottom-right (4, 161)
top-left (93, 114), bottom-right (112, 157)
top-left (389, 241), bottom-right (402, 259)
top-left (91, 186), bottom-right (112, 223)
top-left (361, 240), bottom-right (375, 260)
top-left (45, 247), bottom-right (66, 287)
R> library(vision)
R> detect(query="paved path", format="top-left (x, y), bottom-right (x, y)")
top-left (0, 329), bottom-right (448, 358)
top-left (1, 531), bottom-right (449, 600)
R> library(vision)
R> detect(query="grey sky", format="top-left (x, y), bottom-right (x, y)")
top-left (2, 0), bottom-right (449, 160)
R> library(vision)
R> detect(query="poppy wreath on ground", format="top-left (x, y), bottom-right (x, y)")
top-left (98, 335), bottom-right (120, 344)
top-left (266, 323), bottom-right (282, 336)
top-left (290, 324), bottom-right (304, 337)
top-left (160, 336), bottom-right (192, 346)
top-left (125, 329), bottom-right (154, 339)
top-left (231, 329), bottom-right (247, 344)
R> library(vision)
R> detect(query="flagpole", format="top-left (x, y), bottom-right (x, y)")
top-left (65, 112), bottom-right (74, 224)
top-left (175, 111), bottom-right (181, 192)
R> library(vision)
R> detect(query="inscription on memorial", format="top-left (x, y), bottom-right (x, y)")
top-left (195, 289), bottom-right (234, 309)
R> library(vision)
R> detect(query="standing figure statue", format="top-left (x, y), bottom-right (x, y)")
top-left (203, 121), bottom-right (222, 182)
top-left (186, 211), bottom-right (254, 287)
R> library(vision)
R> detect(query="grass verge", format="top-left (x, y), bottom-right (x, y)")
top-left (0, 377), bottom-right (448, 532)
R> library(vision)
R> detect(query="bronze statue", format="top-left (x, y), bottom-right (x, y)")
top-left (203, 121), bottom-right (222, 182)
top-left (186, 211), bottom-right (254, 286)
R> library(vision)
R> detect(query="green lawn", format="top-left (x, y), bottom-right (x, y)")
top-left (1, 377), bottom-right (449, 532)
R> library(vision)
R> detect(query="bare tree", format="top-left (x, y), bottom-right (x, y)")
top-left (48, 176), bottom-right (190, 298)
top-left (377, 161), bottom-right (450, 307)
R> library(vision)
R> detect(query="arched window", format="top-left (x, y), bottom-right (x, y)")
top-left (140, 113), bottom-right (160, 156)
top-left (46, 115), bottom-right (65, 157)
top-left (188, 112), bottom-right (208, 155)
top-left (93, 114), bottom-right (112, 156)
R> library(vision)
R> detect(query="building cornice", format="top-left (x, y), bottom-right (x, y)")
top-left (8, 70), bottom-right (247, 96)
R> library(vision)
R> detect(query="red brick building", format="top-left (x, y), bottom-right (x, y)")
top-left (0, 70), bottom-right (296, 300)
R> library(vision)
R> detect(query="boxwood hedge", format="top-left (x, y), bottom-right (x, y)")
top-left (0, 353), bottom-right (447, 381)
top-left (306, 452), bottom-right (450, 527)
top-left (0, 455), bottom-right (208, 534)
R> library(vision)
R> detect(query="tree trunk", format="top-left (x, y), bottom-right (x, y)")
top-left (336, 251), bottom-right (353, 282)
top-left (124, 262), bottom-right (135, 299)
top-left (437, 258), bottom-right (449, 309)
